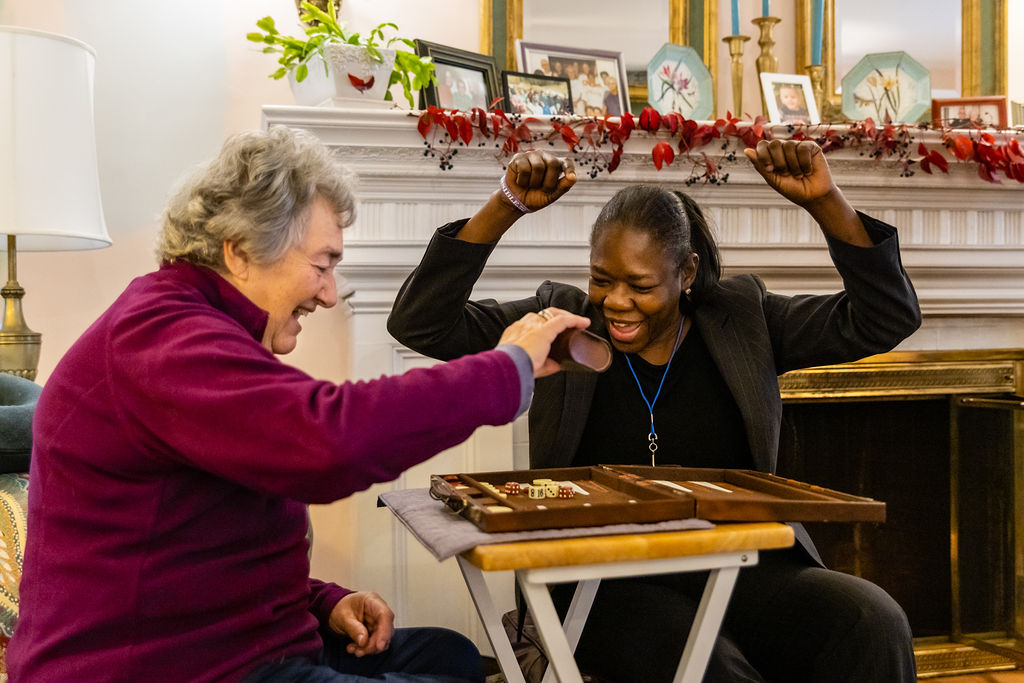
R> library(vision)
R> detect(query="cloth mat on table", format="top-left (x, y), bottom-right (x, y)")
top-left (377, 487), bottom-right (713, 561)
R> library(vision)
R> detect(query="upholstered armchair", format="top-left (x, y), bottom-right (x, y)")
top-left (0, 374), bottom-right (40, 678)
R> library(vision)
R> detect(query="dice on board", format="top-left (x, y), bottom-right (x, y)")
top-left (557, 485), bottom-right (574, 499)
top-left (505, 481), bottom-right (521, 495)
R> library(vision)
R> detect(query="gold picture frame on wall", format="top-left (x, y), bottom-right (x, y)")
top-left (793, 0), bottom-right (1008, 119)
top-left (482, 0), bottom-right (718, 113)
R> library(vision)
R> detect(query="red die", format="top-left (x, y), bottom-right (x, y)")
top-left (557, 485), bottom-right (574, 499)
top-left (505, 481), bottom-right (521, 495)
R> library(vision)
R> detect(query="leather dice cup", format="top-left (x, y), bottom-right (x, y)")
top-left (548, 329), bottom-right (613, 372)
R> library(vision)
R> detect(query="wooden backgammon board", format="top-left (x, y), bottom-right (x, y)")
top-left (428, 465), bottom-right (886, 532)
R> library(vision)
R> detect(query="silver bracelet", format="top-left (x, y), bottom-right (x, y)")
top-left (499, 175), bottom-right (533, 214)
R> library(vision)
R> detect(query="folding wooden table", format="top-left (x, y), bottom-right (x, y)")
top-left (455, 522), bottom-right (795, 683)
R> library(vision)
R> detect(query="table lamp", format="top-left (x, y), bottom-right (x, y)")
top-left (0, 26), bottom-right (112, 381)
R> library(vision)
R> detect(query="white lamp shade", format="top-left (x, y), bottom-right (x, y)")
top-left (0, 26), bottom-right (111, 251)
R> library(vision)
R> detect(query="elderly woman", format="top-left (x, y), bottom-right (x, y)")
top-left (8, 127), bottom-right (588, 682)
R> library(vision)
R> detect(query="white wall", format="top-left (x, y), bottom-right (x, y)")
top-left (1, 0), bottom-right (480, 385)
top-left (0, 0), bottom-right (480, 595)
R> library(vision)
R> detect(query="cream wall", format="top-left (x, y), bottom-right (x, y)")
top-left (0, 0), bottom-right (480, 589)
top-left (1, 0), bottom-right (479, 386)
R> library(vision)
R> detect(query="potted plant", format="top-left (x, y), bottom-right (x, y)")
top-left (247, 0), bottom-right (435, 109)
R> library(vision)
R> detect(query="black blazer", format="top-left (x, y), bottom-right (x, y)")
top-left (388, 214), bottom-right (922, 562)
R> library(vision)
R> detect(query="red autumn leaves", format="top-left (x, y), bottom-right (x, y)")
top-left (941, 132), bottom-right (1024, 183)
top-left (416, 104), bottom-right (1024, 184)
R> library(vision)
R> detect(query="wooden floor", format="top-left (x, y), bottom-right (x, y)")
top-left (484, 657), bottom-right (1024, 681)
top-left (483, 662), bottom-right (1024, 682)
top-left (928, 673), bottom-right (1024, 682)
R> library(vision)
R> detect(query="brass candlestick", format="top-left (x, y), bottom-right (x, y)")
top-left (722, 35), bottom-right (750, 117)
top-left (806, 64), bottom-right (826, 121)
top-left (751, 16), bottom-right (781, 115)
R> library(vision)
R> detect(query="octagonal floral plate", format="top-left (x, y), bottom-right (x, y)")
top-left (647, 43), bottom-right (714, 119)
top-left (841, 51), bottom-right (931, 124)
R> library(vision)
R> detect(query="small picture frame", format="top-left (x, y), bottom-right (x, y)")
top-left (931, 96), bottom-right (1008, 129)
top-left (501, 71), bottom-right (573, 116)
top-left (759, 73), bottom-right (819, 125)
top-left (415, 40), bottom-right (501, 111)
top-left (516, 40), bottom-right (628, 117)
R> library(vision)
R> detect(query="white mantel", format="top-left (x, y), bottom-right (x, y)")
top-left (262, 105), bottom-right (1024, 652)
top-left (264, 105), bottom-right (1024, 319)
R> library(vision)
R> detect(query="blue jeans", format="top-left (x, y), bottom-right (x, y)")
top-left (245, 627), bottom-right (484, 682)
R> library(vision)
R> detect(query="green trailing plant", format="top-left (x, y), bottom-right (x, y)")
top-left (247, 1), bottom-right (435, 108)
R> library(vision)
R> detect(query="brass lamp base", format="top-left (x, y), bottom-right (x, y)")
top-left (1, 236), bottom-right (41, 382)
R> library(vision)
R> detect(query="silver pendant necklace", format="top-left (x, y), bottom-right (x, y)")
top-left (623, 315), bottom-right (686, 466)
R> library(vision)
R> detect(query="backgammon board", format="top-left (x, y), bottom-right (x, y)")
top-left (429, 465), bottom-right (885, 532)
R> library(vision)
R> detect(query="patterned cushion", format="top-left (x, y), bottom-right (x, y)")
top-left (0, 474), bottom-right (29, 677)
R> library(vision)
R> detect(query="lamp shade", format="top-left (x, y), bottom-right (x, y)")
top-left (0, 26), bottom-right (111, 251)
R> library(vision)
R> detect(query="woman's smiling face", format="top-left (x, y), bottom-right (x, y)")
top-left (225, 196), bottom-right (344, 355)
top-left (588, 225), bottom-right (697, 363)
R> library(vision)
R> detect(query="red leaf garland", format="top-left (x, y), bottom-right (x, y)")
top-left (412, 105), bottom-right (1023, 184)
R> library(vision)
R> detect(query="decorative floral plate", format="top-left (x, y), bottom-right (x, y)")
top-left (646, 43), bottom-right (713, 119)
top-left (841, 51), bottom-right (931, 124)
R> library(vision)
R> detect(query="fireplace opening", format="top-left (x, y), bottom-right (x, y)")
top-left (776, 349), bottom-right (1024, 677)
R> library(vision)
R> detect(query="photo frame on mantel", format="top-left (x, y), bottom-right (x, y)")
top-left (502, 71), bottom-right (573, 116)
top-left (415, 40), bottom-right (501, 112)
top-left (516, 40), bottom-right (628, 117)
top-left (932, 96), bottom-right (1008, 129)
top-left (760, 72), bottom-right (819, 125)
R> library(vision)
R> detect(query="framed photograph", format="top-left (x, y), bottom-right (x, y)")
top-left (501, 71), bottom-right (573, 116)
top-left (932, 96), bottom-right (1008, 129)
top-left (415, 40), bottom-right (500, 111)
top-left (516, 40), bottom-right (628, 117)
top-left (760, 73), bottom-right (820, 125)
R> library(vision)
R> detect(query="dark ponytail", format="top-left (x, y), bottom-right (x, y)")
top-left (591, 185), bottom-right (722, 310)
top-left (670, 191), bottom-right (721, 307)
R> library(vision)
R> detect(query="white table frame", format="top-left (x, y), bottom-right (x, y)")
top-left (457, 549), bottom-right (759, 683)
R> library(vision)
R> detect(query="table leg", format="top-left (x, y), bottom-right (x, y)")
top-left (518, 571), bottom-right (585, 683)
top-left (457, 556), bottom-right (527, 683)
top-left (672, 565), bottom-right (741, 683)
top-left (539, 578), bottom-right (600, 683)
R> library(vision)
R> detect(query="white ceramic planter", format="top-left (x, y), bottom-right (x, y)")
top-left (288, 43), bottom-right (396, 108)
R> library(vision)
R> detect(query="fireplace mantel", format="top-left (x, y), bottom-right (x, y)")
top-left (263, 106), bottom-right (1024, 654)
top-left (264, 106), bottom-right (1024, 321)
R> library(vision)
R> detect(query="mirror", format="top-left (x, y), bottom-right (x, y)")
top-left (484, 0), bottom-right (717, 109)
top-left (521, 0), bottom-right (669, 72)
top-left (794, 0), bottom-right (1007, 113)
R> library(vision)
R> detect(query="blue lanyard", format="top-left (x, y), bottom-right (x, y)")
top-left (623, 315), bottom-right (686, 466)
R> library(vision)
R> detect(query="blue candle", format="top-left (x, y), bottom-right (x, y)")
top-left (731, 0), bottom-right (740, 35)
top-left (763, 0), bottom-right (770, 17)
top-left (811, 0), bottom-right (824, 65)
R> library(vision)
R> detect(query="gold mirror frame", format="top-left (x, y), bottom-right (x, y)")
top-left (481, 0), bottom-right (719, 110)
top-left (794, 0), bottom-right (1007, 116)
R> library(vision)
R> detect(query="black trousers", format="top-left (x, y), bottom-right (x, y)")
top-left (245, 627), bottom-right (485, 682)
top-left (551, 546), bottom-right (916, 683)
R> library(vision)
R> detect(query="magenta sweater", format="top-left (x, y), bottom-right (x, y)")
top-left (8, 262), bottom-right (525, 682)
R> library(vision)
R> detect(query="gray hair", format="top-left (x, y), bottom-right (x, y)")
top-left (158, 126), bottom-right (356, 268)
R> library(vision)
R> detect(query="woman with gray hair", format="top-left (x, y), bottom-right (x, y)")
top-left (9, 126), bottom-right (586, 682)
